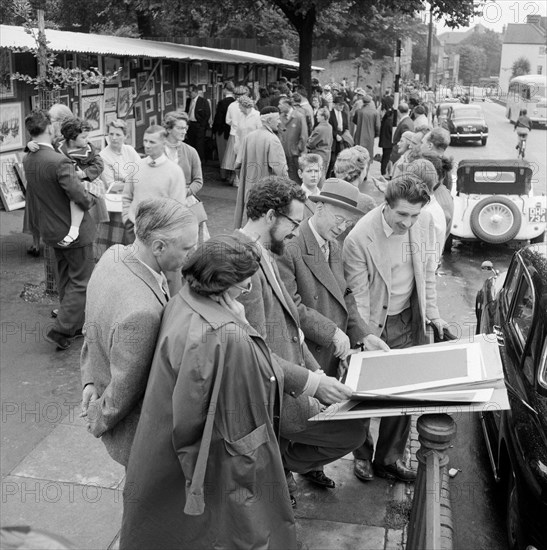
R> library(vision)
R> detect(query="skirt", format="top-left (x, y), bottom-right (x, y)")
top-left (221, 135), bottom-right (237, 171)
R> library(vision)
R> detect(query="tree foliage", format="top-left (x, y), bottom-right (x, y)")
top-left (512, 56), bottom-right (531, 78)
top-left (456, 43), bottom-right (487, 85)
top-left (459, 29), bottom-right (502, 78)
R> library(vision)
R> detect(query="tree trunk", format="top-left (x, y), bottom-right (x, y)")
top-left (297, 7), bottom-right (316, 97)
top-left (136, 11), bottom-right (154, 37)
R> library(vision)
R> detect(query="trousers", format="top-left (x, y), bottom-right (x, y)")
top-left (353, 307), bottom-right (414, 466)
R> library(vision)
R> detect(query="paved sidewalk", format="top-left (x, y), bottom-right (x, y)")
top-left (1, 158), bottom-right (419, 550)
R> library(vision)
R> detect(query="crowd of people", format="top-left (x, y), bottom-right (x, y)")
top-left (21, 75), bottom-right (455, 548)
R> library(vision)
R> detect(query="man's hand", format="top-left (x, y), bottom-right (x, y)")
top-left (80, 384), bottom-right (99, 418)
top-left (430, 318), bottom-right (449, 339)
top-left (315, 375), bottom-right (353, 405)
top-left (332, 328), bottom-right (351, 359)
top-left (27, 141), bottom-right (39, 153)
top-left (336, 134), bottom-right (342, 142)
top-left (363, 334), bottom-right (390, 352)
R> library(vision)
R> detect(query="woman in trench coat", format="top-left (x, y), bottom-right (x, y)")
top-left (119, 235), bottom-right (297, 550)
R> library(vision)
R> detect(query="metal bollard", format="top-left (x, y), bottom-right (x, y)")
top-left (406, 413), bottom-right (457, 550)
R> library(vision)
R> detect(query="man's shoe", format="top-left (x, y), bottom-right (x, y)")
top-left (50, 308), bottom-right (58, 318)
top-left (285, 470), bottom-right (297, 508)
top-left (354, 459), bottom-right (374, 482)
top-left (373, 459), bottom-right (417, 482)
top-left (45, 329), bottom-right (71, 351)
top-left (301, 470), bottom-right (336, 489)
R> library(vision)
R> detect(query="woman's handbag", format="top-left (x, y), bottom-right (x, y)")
top-left (186, 194), bottom-right (208, 224)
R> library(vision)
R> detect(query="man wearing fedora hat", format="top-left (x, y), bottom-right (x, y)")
top-left (353, 94), bottom-right (380, 170)
top-left (277, 178), bottom-right (389, 379)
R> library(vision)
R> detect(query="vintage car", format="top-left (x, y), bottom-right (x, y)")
top-left (445, 103), bottom-right (488, 145)
top-left (450, 159), bottom-right (546, 245)
top-left (436, 99), bottom-right (460, 128)
top-left (475, 243), bottom-right (547, 550)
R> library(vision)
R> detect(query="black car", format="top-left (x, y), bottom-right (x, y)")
top-left (475, 243), bottom-right (547, 550)
top-left (444, 103), bottom-right (488, 146)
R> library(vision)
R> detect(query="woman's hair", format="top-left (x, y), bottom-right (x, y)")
top-left (182, 235), bottom-right (260, 297)
top-left (162, 110), bottom-right (188, 131)
top-left (49, 104), bottom-right (73, 124)
top-left (238, 95), bottom-right (255, 109)
top-left (334, 146), bottom-right (369, 184)
top-left (421, 151), bottom-right (454, 185)
top-left (317, 106), bottom-right (330, 121)
top-left (381, 96), bottom-right (394, 111)
top-left (107, 118), bottom-right (128, 135)
top-left (60, 117), bottom-right (93, 141)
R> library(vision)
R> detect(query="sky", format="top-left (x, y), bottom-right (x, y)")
top-left (437, 0), bottom-right (547, 33)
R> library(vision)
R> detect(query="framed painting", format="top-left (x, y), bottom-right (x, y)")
top-left (134, 101), bottom-right (144, 126)
top-left (130, 78), bottom-right (137, 98)
top-left (146, 77), bottom-right (156, 97)
top-left (143, 58), bottom-right (152, 70)
top-left (59, 95), bottom-right (70, 106)
top-left (148, 115), bottom-right (157, 127)
top-left (125, 119), bottom-right (136, 147)
top-left (163, 64), bottom-right (172, 86)
top-left (104, 57), bottom-right (121, 84)
top-left (118, 87), bottom-right (132, 119)
top-left (0, 102), bottom-right (24, 153)
top-left (145, 97), bottom-right (154, 113)
top-left (189, 64), bottom-right (200, 85)
top-left (164, 90), bottom-right (173, 107)
top-left (199, 62), bottom-right (209, 85)
top-left (88, 136), bottom-right (104, 152)
top-left (226, 64), bottom-right (236, 80)
top-left (0, 49), bottom-right (15, 99)
top-left (0, 154), bottom-right (26, 211)
top-left (178, 63), bottom-right (188, 85)
top-left (121, 58), bottom-right (131, 81)
top-left (137, 72), bottom-right (147, 93)
top-left (237, 65), bottom-right (246, 83)
top-left (30, 95), bottom-right (39, 111)
top-left (104, 111), bottom-right (117, 129)
top-left (80, 54), bottom-right (103, 96)
top-left (103, 87), bottom-right (119, 112)
top-left (155, 68), bottom-right (161, 83)
top-left (14, 151), bottom-right (28, 190)
top-left (175, 88), bottom-right (187, 110)
top-left (81, 95), bottom-right (103, 136)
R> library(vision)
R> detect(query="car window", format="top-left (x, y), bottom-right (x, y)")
top-left (502, 260), bottom-right (520, 313)
top-left (453, 108), bottom-right (482, 119)
top-left (539, 337), bottom-right (547, 390)
top-left (511, 275), bottom-right (535, 346)
top-left (474, 171), bottom-right (516, 183)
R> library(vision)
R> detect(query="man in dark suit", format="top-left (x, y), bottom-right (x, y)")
top-left (185, 83), bottom-right (211, 161)
top-left (390, 102), bottom-right (414, 165)
top-left (236, 176), bottom-right (366, 504)
top-left (23, 109), bottom-right (96, 350)
top-left (277, 178), bottom-right (388, 378)
top-left (328, 96), bottom-right (349, 176)
top-left (80, 198), bottom-right (198, 467)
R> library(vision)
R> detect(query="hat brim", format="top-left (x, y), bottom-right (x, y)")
top-left (308, 195), bottom-right (364, 216)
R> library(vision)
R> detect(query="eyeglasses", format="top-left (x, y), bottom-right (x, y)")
top-left (276, 211), bottom-right (300, 231)
top-left (234, 281), bottom-right (253, 295)
top-left (326, 205), bottom-right (354, 228)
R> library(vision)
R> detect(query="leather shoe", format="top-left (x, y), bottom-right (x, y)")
top-left (45, 328), bottom-right (71, 351)
top-left (373, 459), bottom-right (417, 482)
top-left (354, 459), bottom-right (374, 482)
top-left (285, 470), bottom-right (297, 508)
top-left (301, 470), bottom-right (335, 489)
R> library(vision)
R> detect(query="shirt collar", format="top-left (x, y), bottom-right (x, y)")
top-left (136, 258), bottom-right (169, 298)
top-left (146, 153), bottom-right (167, 166)
top-left (35, 142), bottom-right (54, 149)
top-left (381, 204), bottom-right (395, 238)
top-left (301, 184), bottom-right (320, 198)
top-left (308, 217), bottom-right (328, 249)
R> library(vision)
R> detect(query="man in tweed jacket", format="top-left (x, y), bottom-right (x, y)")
top-left (80, 199), bottom-right (198, 467)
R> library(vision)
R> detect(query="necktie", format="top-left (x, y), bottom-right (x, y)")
top-left (149, 159), bottom-right (156, 166)
top-left (322, 242), bottom-right (330, 262)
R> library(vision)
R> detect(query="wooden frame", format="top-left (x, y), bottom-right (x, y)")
top-left (146, 77), bottom-right (156, 97)
top-left (117, 87), bottom-right (132, 119)
top-left (104, 111), bottom-right (117, 129)
top-left (80, 54), bottom-right (104, 96)
top-left (59, 95), bottom-right (70, 107)
top-left (0, 49), bottom-right (15, 99)
top-left (130, 78), bottom-right (137, 98)
top-left (103, 87), bottom-right (119, 112)
top-left (163, 64), bottom-right (173, 86)
top-left (175, 88), bottom-right (187, 110)
top-left (199, 62), bottom-right (209, 85)
top-left (145, 97), bottom-right (154, 113)
top-left (178, 63), bottom-right (188, 85)
top-left (189, 64), bottom-right (200, 85)
top-left (134, 101), bottom-right (144, 126)
top-left (143, 58), bottom-right (152, 70)
top-left (0, 154), bottom-right (26, 211)
top-left (125, 119), bottom-right (136, 148)
top-left (104, 56), bottom-right (121, 85)
top-left (0, 102), bottom-right (24, 153)
top-left (81, 95), bottom-right (103, 136)
top-left (121, 58), bottom-right (131, 81)
top-left (164, 90), bottom-right (173, 107)
top-left (148, 115), bottom-right (157, 127)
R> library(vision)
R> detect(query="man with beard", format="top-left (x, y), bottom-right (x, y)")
top-left (235, 176), bottom-right (367, 506)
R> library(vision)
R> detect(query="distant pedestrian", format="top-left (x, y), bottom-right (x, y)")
top-left (212, 81), bottom-right (235, 180)
top-left (353, 95), bottom-right (380, 174)
top-left (306, 106), bottom-right (332, 177)
top-left (379, 96), bottom-right (394, 177)
top-left (278, 97), bottom-right (308, 183)
top-left (185, 84), bottom-right (210, 161)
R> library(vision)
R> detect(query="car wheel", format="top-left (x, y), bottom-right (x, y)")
top-left (470, 196), bottom-right (522, 244)
top-left (506, 469), bottom-right (524, 550)
top-left (481, 137), bottom-right (487, 146)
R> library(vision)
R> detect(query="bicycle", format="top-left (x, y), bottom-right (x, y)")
top-left (516, 133), bottom-right (527, 159)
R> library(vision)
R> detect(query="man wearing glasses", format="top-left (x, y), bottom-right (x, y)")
top-left (235, 176), bottom-right (367, 507)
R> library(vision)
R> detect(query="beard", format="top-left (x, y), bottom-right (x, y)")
top-left (268, 224), bottom-right (286, 256)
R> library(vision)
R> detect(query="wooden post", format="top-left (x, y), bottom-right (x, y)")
top-left (407, 414), bottom-right (456, 550)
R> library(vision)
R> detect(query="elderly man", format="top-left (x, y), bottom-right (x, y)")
top-left (80, 198), bottom-right (198, 467)
top-left (23, 109), bottom-right (96, 351)
top-left (233, 106), bottom-right (288, 228)
top-left (343, 174), bottom-right (448, 482)
top-left (278, 97), bottom-right (309, 184)
top-left (353, 94), bottom-right (380, 170)
top-left (277, 178), bottom-right (389, 378)
top-left (236, 176), bottom-right (367, 504)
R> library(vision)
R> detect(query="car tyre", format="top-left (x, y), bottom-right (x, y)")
top-left (506, 469), bottom-right (524, 550)
top-left (470, 196), bottom-right (522, 244)
top-left (481, 137), bottom-right (487, 146)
